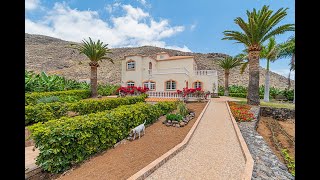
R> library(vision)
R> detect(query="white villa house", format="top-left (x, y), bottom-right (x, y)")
top-left (121, 52), bottom-right (218, 98)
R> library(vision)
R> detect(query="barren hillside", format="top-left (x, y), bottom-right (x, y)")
top-left (25, 33), bottom-right (294, 89)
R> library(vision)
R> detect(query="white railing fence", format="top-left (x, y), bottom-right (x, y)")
top-left (147, 91), bottom-right (206, 99)
top-left (195, 70), bottom-right (216, 76)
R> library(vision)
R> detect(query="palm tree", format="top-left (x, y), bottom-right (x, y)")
top-left (222, 5), bottom-right (294, 105)
top-left (278, 36), bottom-right (295, 103)
top-left (70, 37), bottom-right (113, 97)
top-left (260, 37), bottom-right (281, 102)
top-left (217, 57), bottom-right (242, 96)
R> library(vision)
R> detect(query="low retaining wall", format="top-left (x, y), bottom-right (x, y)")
top-left (260, 106), bottom-right (295, 120)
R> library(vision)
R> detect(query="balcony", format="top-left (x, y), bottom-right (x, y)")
top-left (151, 67), bottom-right (190, 76)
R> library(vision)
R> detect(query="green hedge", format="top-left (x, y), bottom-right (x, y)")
top-left (25, 90), bottom-right (91, 105)
top-left (28, 101), bottom-right (177, 173)
top-left (25, 95), bottom-right (146, 126)
top-left (219, 92), bottom-right (264, 99)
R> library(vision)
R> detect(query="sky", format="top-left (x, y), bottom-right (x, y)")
top-left (25, 0), bottom-right (295, 79)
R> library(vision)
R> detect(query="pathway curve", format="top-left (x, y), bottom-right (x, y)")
top-left (146, 98), bottom-right (246, 180)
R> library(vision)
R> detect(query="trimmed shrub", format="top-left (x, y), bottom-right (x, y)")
top-left (36, 96), bottom-right (60, 104)
top-left (97, 83), bottom-right (121, 96)
top-left (28, 101), bottom-right (176, 173)
top-left (25, 102), bottom-right (69, 125)
top-left (154, 101), bottom-right (178, 115)
top-left (229, 93), bottom-right (247, 98)
top-left (25, 90), bottom-right (91, 105)
top-left (25, 95), bottom-right (146, 126)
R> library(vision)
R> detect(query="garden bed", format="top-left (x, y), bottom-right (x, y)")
top-left (257, 116), bottom-right (295, 176)
top-left (33, 102), bottom-right (207, 180)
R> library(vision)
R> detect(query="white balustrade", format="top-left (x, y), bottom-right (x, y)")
top-left (195, 70), bottom-right (217, 76)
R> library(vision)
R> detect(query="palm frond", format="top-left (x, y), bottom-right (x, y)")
top-left (222, 5), bottom-right (294, 47)
top-left (67, 37), bottom-right (113, 64)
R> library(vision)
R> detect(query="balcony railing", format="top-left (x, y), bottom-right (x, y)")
top-left (195, 70), bottom-right (217, 76)
top-left (147, 91), bottom-right (206, 99)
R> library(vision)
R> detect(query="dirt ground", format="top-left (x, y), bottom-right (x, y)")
top-left (257, 117), bottom-right (295, 163)
top-left (52, 101), bottom-right (207, 180)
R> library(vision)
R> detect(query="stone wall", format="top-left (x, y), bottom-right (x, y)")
top-left (260, 107), bottom-right (295, 120)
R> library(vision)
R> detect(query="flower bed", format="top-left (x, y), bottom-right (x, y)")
top-left (27, 101), bottom-right (177, 173)
top-left (228, 101), bottom-right (254, 122)
top-left (176, 88), bottom-right (210, 101)
top-left (117, 86), bottom-right (149, 96)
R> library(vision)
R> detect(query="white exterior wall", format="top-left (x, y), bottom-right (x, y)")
top-left (121, 55), bottom-right (143, 87)
top-left (121, 54), bottom-right (218, 93)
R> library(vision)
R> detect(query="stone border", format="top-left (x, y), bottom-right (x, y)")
top-left (25, 165), bottom-right (42, 179)
top-left (127, 100), bottom-right (211, 180)
top-left (225, 101), bottom-right (254, 180)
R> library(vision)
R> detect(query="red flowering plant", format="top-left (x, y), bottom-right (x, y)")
top-left (117, 86), bottom-right (149, 97)
top-left (228, 101), bottom-right (255, 122)
top-left (176, 87), bottom-right (207, 101)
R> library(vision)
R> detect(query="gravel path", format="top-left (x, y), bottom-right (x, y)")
top-left (238, 106), bottom-right (294, 180)
top-left (147, 99), bottom-right (246, 180)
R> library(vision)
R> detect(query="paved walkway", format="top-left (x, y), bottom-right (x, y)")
top-left (25, 146), bottom-right (39, 171)
top-left (147, 98), bottom-right (246, 180)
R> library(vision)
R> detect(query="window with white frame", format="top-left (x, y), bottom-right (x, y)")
top-left (127, 81), bottom-right (135, 87)
top-left (194, 81), bottom-right (202, 89)
top-left (143, 81), bottom-right (155, 90)
top-left (127, 61), bottom-right (135, 70)
top-left (166, 80), bottom-right (176, 90)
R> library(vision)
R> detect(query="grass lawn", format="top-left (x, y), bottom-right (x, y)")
top-left (230, 97), bottom-right (295, 109)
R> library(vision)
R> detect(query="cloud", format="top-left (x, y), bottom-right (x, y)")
top-left (25, 0), bottom-right (40, 11)
top-left (272, 69), bottom-right (295, 80)
top-left (105, 2), bottom-right (121, 13)
top-left (137, 0), bottom-right (146, 5)
top-left (25, 3), bottom-right (190, 52)
top-left (136, 0), bottom-right (151, 8)
top-left (190, 22), bottom-right (197, 31)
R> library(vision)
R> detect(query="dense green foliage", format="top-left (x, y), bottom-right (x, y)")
top-left (28, 101), bottom-right (177, 173)
top-left (25, 95), bottom-right (146, 126)
top-left (25, 90), bottom-right (91, 106)
top-left (25, 70), bottom-right (120, 96)
top-left (97, 83), bottom-right (120, 96)
top-left (281, 149), bottom-right (295, 176)
top-left (25, 71), bottom-right (89, 92)
top-left (218, 85), bottom-right (293, 100)
top-left (166, 113), bottom-right (183, 122)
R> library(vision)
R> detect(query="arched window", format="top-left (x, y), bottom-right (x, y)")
top-left (143, 81), bottom-right (156, 90)
top-left (127, 81), bottom-right (135, 87)
top-left (166, 80), bottom-right (177, 90)
top-left (127, 60), bottom-right (135, 70)
top-left (194, 81), bottom-right (202, 89)
top-left (149, 62), bottom-right (152, 69)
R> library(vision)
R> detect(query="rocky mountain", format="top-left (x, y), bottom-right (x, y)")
top-left (25, 33), bottom-right (294, 89)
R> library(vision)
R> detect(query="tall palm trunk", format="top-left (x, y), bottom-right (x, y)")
top-left (287, 70), bottom-right (291, 89)
top-left (293, 84), bottom-right (295, 104)
top-left (247, 46), bottom-right (261, 105)
top-left (264, 59), bottom-right (270, 102)
top-left (224, 70), bottom-right (230, 96)
top-left (89, 62), bottom-right (99, 97)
